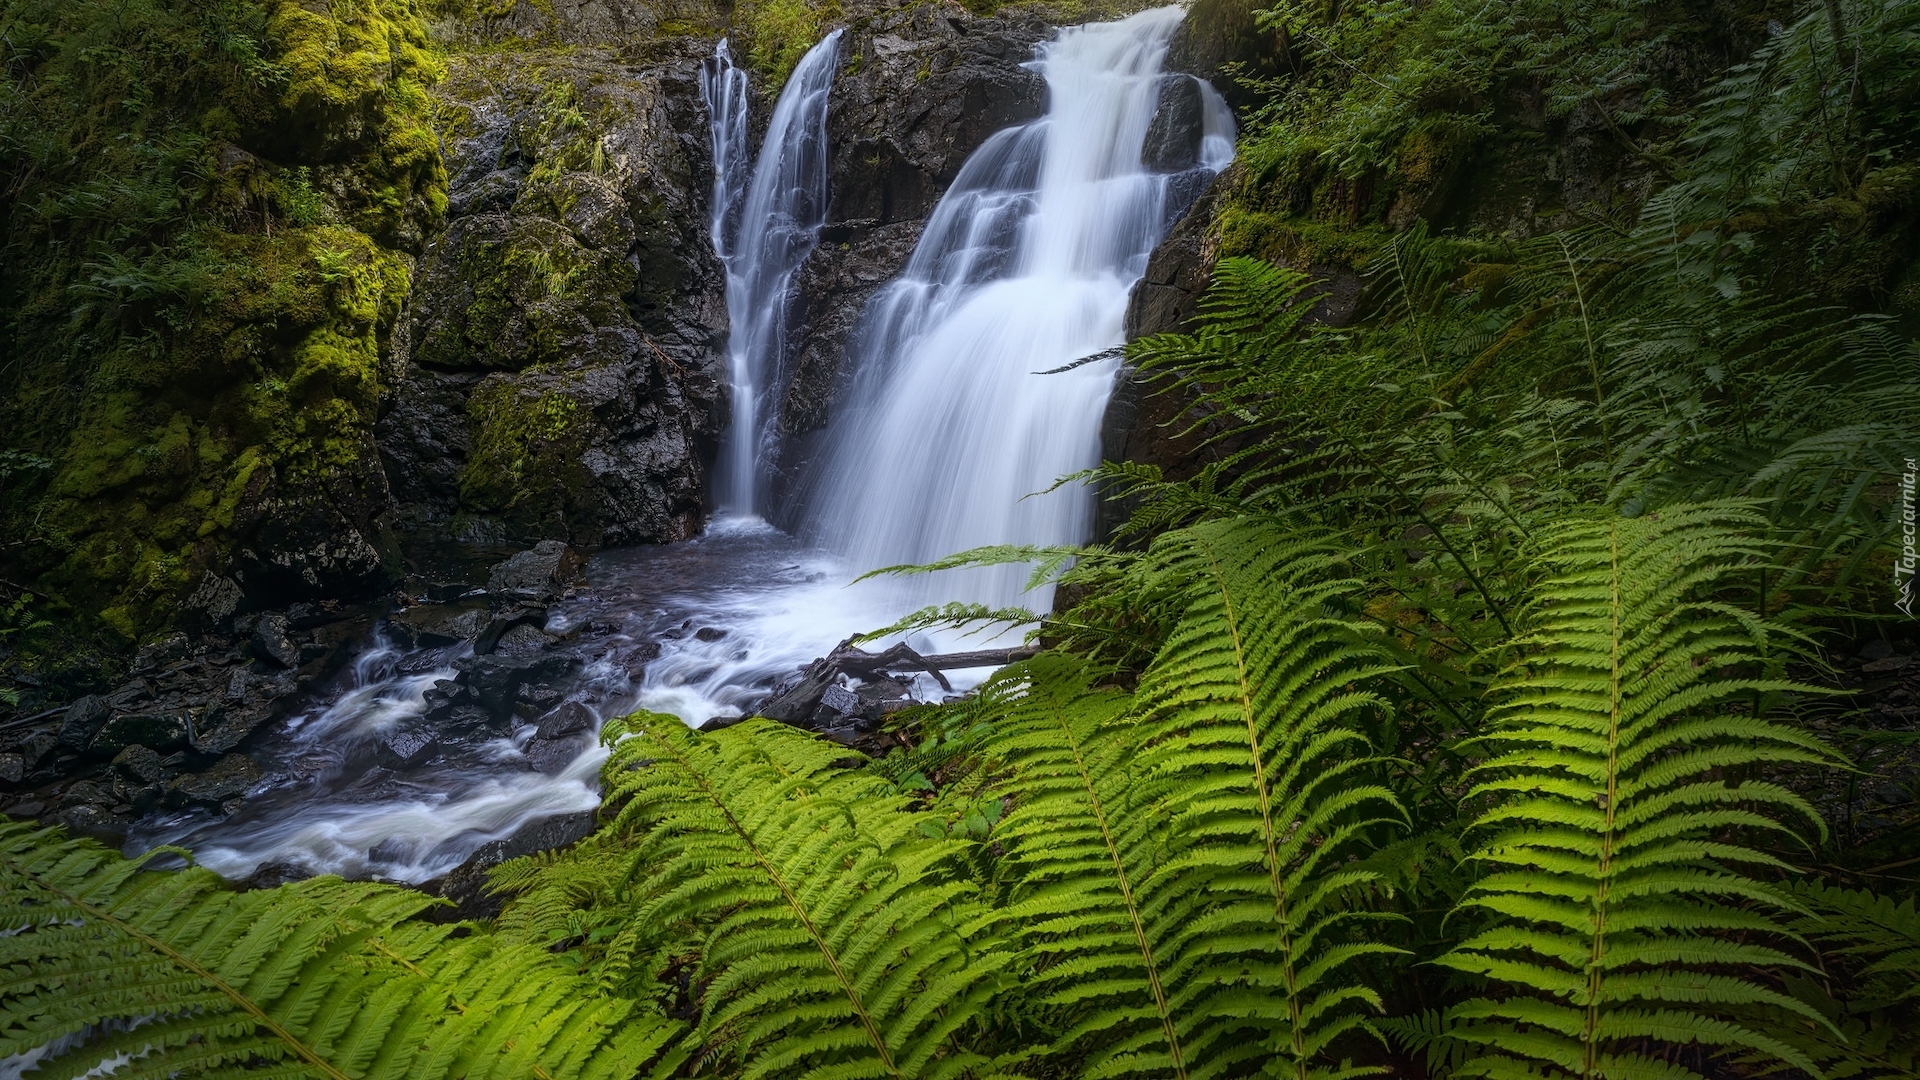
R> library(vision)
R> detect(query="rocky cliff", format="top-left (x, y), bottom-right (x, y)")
top-left (377, 24), bottom-right (729, 551)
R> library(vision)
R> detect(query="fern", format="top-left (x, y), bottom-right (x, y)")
top-left (965, 523), bottom-right (1409, 1080)
top-left (1128, 520), bottom-right (1406, 1080)
top-left (0, 819), bottom-right (683, 1079)
top-left (593, 715), bottom-right (1013, 1080)
top-left (1436, 503), bottom-right (1844, 1080)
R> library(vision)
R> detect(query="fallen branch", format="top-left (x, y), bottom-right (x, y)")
top-left (829, 642), bottom-right (1039, 692)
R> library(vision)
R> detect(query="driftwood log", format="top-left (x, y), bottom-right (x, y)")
top-left (753, 638), bottom-right (1039, 725)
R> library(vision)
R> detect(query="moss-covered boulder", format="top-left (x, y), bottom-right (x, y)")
top-left (0, 0), bottom-right (447, 641)
top-left (378, 40), bottom-right (726, 546)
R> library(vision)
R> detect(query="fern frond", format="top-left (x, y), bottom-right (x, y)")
top-left (0, 819), bottom-right (683, 1080)
top-left (596, 716), bottom-right (1013, 1080)
top-left (1438, 503), bottom-right (1843, 1080)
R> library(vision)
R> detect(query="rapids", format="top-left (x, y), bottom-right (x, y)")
top-left (132, 8), bottom-right (1230, 883)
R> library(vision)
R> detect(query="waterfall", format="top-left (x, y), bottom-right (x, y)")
top-left (124, 12), bottom-right (1234, 886)
top-left (703, 32), bottom-right (842, 516)
top-left (799, 7), bottom-right (1234, 610)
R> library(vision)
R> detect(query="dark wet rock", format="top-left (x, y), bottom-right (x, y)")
top-left (167, 754), bottom-right (264, 810)
top-left (111, 745), bottom-right (170, 786)
top-left (11, 730), bottom-right (57, 773)
top-left (51, 800), bottom-right (126, 841)
top-left (535, 700), bottom-right (597, 740)
top-left (285, 602), bottom-right (329, 630)
top-left (133, 632), bottom-right (192, 675)
top-left (192, 671), bottom-right (298, 755)
top-left (241, 860), bottom-right (318, 891)
top-left (106, 678), bottom-right (154, 711)
top-left (391, 601), bottom-right (492, 647)
top-left (516, 684), bottom-right (566, 721)
top-left (455, 652), bottom-right (581, 724)
top-left (487, 541), bottom-right (584, 603)
top-left (694, 626), bottom-right (728, 642)
top-left (377, 725), bottom-right (440, 769)
top-left (56, 695), bottom-right (111, 754)
top-left (491, 624), bottom-right (556, 656)
top-left (524, 735), bottom-right (584, 775)
top-left (1142, 75), bottom-right (1209, 173)
top-left (249, 613), bottom-right (300, 669)
top-left (89, 712), bottom-right (191, 757)
top-left (1, 753), bottom-right (24, 785)
top-left (422, 809), bottom-right (598, 922)
top-left (474, 604), bottom-right (552, 655)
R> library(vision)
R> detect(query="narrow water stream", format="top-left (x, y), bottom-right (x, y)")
top-left (134, 8), bottom-right (1229, 883)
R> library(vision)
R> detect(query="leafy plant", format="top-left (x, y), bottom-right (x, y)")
top-left (585, 716), bottom-right (1014, 1080)
top-left (1436, 504), bottom-right (1841, 1080)
top-left (0, 820), bottom-right (684, 1078)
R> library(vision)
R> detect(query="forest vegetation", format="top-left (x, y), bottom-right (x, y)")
top-left (3, 0), bottom-right (1919, 1077)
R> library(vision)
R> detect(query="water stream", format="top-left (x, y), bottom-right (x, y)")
top-left (705, 32), bottom-right (841, 516)
top-left (133, 9), bottom-right (1229, 883)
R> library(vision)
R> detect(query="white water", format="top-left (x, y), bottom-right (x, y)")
top-left (705, 32), bottom-right (841, 515)
top-left (132, 11), bottom-right (1229, 882)
top-left (633, 8), bottom-right (1233, 719)
top-left (800, 7), bottom-right (1233, 609)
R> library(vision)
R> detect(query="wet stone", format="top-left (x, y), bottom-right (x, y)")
top-left (167, 754), bottom-right (264, 810)
top-left (377, 726), bottom-right (439, 769)
top-left (0, 753), bottom-right (22, 785)
top-left (111, 744), bottom-right (169, 786)
top-left (133, 632), bottom-right (191, 674)
top-left (391, 601), bottom-right (491, 647)
top-left (421, 810), bottom-right (596, 922)
top-left (820, 684), bottom-right (860, 716)
top-left (89, 712), bottom-right (191, 757)
top-left (57, 695), bottom-right (111, 753)
top-left (535, 700), bottom-right (596, 740)
top-left (486, 540), bottom-right (585, 603)
top-left (242, 860), bottom-right (317, 891)
top-left (524, 736), bottom-right (581, 775)
top-left (491, 623), bottom-right (555, 656)
top-left (515, 683), bottom-right (565, 720)
top-left (250, 613), bottom-right (300, 669)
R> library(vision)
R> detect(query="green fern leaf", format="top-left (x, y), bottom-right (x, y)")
top-left (1437, 503), bottom-right (1843, 1080)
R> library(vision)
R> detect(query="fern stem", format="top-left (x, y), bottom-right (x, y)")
top-left (1045, 687), bottom-right (1188, 1079)
top-left (1195, 539), bottom-right (1312, 1077)
top-left (1580, 520), bottom-right (1627, 1080)
top-left (643, 729), bottom-right (904, 1079)
top-left (9, 858), bottom-right (355, 1080)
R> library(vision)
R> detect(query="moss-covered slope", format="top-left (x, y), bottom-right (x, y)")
top-left (0, 0), bottom-right (447, 640)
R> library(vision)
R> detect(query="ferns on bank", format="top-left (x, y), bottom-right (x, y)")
top-left (1437, 505), bottom-right (1841, 1080)
top-left (0, 819), bottom-right (683, 1079)
top-left (594, 715), bottom-right (1012, 1080)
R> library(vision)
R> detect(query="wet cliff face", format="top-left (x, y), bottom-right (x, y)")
top-left (765, 6), bottom-right (1054, 516)
top-left (385, 0), bottom-right (1067, 545)
top-left (378, 22), bottom-right (730, 551)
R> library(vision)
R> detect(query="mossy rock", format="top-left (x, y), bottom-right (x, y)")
top-left (0, 0), bottom-right (446, 637)
top-left (412, 214), bottom-right (637, 371)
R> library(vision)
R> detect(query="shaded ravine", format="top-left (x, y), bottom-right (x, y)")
top-left (132, 9), bottom-right (1229, 883)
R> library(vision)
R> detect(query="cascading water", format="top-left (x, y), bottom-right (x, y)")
top-left (800, 7), bottom-right (1233, 610)
top-left (130, 10), bottom-right (1230, 883)
top-left (704, 32), bottom-right (841, 516)
top-left (629, 8), bottom-right (1234, 718)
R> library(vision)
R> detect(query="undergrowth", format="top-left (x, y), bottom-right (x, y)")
top-left (3, 0), bottom-right (1918, 1077)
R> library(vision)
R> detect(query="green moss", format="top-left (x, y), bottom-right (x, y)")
top-left (737, 0), bottom-right (840, 81)
top-left (459, 376), bottom-right (590, 535)
top-left (0, 0), bottom-right (447, 635)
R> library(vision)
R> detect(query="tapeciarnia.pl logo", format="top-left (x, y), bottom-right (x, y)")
top-left (1900, 457), bottom-right (1917, 618)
